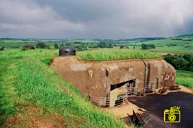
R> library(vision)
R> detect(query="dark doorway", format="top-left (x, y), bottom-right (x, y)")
top-left (110, 79), bottom-right (136, 106)
top-left (110, 79), bottom-right (136, 91)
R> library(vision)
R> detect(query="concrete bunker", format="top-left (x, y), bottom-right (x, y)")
top-left (59, 46), bottom-right (76, 56)
top-left (51, 56), bottom-right (176, 107)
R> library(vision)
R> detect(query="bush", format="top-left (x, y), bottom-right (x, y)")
top-left (36, 42), bottom-right (47, 48)
top-left (76, 46), bottom-right (87, 51)
top-left (54, 43), bottom-right (59, 49)
top-left (89, 42), bottom-right (113, 48)
top-left (60, 43), bottom-right (64, 48)
top-left (0, 47), bottom-right (4, 51)
top-left (141, 44), bottom-right (156, 49)
top-left (164, 54), bottom-right (193, 71)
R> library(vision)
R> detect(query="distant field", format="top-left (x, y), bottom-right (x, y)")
top-left (148, 46), bottom-right (193, 55)
top-left (77, 49), bottom-right (161, 61)
top-left (176, 70), bottom-right (193, 88)
top-left (1, 35), bottom-right (193, 55)
top-left (0, 39), bottom-right (97, 48)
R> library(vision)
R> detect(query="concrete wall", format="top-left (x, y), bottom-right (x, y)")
top-left (51, 57), bottom-right (176, 107)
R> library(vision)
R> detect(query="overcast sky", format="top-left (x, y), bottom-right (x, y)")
top-left (0, 0), bottom-right (193, 39)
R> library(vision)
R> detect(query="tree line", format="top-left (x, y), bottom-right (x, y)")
top-left (164, 54), bottom-right (193, 71)
top-left (141, 44), bottom-right (156, 49)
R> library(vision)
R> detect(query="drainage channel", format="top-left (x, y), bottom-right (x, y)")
top-left (128, 92), bottom-right (193, 128)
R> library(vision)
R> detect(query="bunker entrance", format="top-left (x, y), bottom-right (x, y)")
top-left (110, 79), bottom-right (136, 106)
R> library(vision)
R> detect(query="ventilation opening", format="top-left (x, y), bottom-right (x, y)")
top-left (64, 51), bottom-right (68, 53)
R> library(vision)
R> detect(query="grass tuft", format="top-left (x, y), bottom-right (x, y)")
top-left (77, 49), bottom-right (161, 61)
top-left (176, 70), bottom-right (193, 88)
top-left (0, 49), bottom-right (125, 128)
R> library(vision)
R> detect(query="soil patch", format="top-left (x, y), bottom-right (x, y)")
top-left (108, 102), bottom-right (146, 118)
top-left (3, 104), bottom-right (67, 128)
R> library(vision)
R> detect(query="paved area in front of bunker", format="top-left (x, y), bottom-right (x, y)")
top-left (128, 92), bottom-right (193, 128)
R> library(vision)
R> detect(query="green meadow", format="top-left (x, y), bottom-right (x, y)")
top-left (1, 34), bottom-right (193, 127)
top-left (0, 49), bottom-right (125, 128)
top-left (176, 70), bottom-right (193, 88)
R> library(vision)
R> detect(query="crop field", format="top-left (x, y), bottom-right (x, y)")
top-left (176, 70), bottom-right (193, 88)
top-left (0, 49), bottom-right (125, 128)
top-left (77, 49), bottom-right (161, 61)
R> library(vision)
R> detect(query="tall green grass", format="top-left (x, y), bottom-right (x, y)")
top-left (0, 62), bottom-right (17, 125)
top-left (0, 49), bottom-right (125, 128)
top-left (176, 70), bottom-right (193, 88)
top-left (77, 49), bottom-right (161, 61)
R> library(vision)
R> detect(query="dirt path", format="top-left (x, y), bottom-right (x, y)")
top-left (107, 102), bottom-right (146, 118)
top-left (178, 85), bottom-right (193, 94)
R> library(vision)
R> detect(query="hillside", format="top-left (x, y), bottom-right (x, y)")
top-left (0, 49), bottom-right (125, 128)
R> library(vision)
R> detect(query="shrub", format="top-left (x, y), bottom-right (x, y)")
top-left (36, 42), bottom-right (47, 48)
top-left (141, 44), bottom-right (156, 49)
top-left (164, 54), bottom-right (193, 71)
top-left (0, 47), bottom-right (4, 51)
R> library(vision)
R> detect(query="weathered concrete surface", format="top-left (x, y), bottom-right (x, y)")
top-left (51, 56), bottom-right (176, 107)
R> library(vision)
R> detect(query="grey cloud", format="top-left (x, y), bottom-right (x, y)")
top-left (0, 0), bottom-right (193, 39)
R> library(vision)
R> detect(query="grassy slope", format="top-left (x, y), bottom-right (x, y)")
top-left (77, 49), bottom-right (160, 61)
top-left (0, 49), bottom-right (125, 128)
top-left (176, 70), bottom-right (193, 88)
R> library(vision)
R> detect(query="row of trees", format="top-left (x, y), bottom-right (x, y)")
top-left (0, 42), bottom-right (156, 51)
top-left (141, 44), bottom-right (156, 49)
top-left (89, 42), bottom-right (113, 48)
top-left (37, 42), bottom-right (63, 49)
top-left (164, 54), bottom-right (193, 71)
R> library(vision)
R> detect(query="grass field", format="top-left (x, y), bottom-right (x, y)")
top-left (77, 49), bottom-right (161, 61)
top-left (176, 70), bottom-right (193, 88)
top-left (1, 35), bottom-right (193, 127)
top-left (0, 49), bottom-right (125, 128)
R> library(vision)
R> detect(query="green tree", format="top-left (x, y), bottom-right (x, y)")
top-left (65, 43), bottom-right (71, 46)
top-left (141, 44), bottom-right (147, 49)
top-left (54, 43), bottom-right (59, 49)
top-left (36, 42), bottom-right (46, 48)
top-left (141, 44), bottom-right (156, 49)
top-left (0, 47), bottom-right (4, 51)
top-left (60, 43), bottom-right (64, 48)
top-left (98, 42), bottom-right (106, 48)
